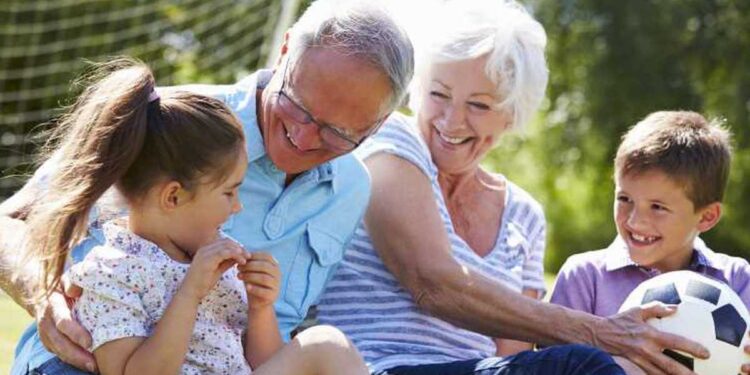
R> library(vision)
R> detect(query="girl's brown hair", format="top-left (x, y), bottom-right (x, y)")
top-left (22, 58), bottom-right (245, 303)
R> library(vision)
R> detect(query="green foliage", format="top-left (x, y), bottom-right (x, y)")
top-left (486, 0), bottom-right (750, 272)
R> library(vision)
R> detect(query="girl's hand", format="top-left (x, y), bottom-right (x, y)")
top-left (742, 331), bottom-right (750, 374)
top-left (181, 238), bottom-right (249, 303)
top-left (237, 252), bottom-right (280, 310)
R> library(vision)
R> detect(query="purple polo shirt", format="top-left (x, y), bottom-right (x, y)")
top-left (550, 237), bottom-right (750, 316)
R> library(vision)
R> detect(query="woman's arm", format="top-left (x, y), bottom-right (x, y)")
top-left (364, 152), bottom-right (705, 375)
top-left (494, 289), bottom-right (539, 356)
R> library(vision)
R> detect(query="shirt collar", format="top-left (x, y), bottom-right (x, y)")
top-left (244, 70), bottom-right (272, 163)
top-left (605, 236), bottom-right (718, 272)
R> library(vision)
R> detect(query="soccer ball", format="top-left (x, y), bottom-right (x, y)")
top-left (619, 270), bottom-right (750, 374)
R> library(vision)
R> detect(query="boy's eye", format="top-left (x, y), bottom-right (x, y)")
top-left (616, 195), bottom-right (631, 203)
top-left (651, 203), bottom-right (667, 211)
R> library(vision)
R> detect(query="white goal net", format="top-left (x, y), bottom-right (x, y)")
top-left (0, 0), bottom-right (299, 199)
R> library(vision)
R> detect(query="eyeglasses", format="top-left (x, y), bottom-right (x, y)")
top-left (275, 58), bottom-right (384, 152)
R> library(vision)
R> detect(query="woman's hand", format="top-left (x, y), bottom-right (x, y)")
top-left (237, 252), bottom-right (280, 310)
top-left (180, 238), bottom-right (249, 303)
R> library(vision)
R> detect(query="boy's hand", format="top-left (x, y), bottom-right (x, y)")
top-left (742, 331), bottom-right (750, 374)
top-left (181, 238), bottom-right (249, 303)
top-left (237, 252), bottom-right (280, 310)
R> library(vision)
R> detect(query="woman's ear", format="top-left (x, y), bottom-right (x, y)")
top-left (159, 181), bottom-right (187, 210)
top-left (696, 202), bottom-right (722, 233)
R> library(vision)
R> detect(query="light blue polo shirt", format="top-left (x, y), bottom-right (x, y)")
top-left (12, 70), bottom-right (371, 374)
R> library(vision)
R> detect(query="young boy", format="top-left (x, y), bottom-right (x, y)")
top-left (549, 111), bottom-right (750, 374)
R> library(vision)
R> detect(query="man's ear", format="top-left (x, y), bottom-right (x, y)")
top-left (273, 32), bottom-right (291, 69)
top-left (697, 202), bottom-right (722, 233)
top-left (159, 181), bottom-right (188, 210)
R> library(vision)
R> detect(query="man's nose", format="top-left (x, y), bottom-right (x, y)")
top-left (288, 122), bottom-right (323, 151)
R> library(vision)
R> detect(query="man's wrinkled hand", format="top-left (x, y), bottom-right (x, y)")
top-left (35, 284), bottom-right (96, 373)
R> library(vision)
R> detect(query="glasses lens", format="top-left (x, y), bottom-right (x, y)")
top-left (319, 127), bottom-right (357, 152)
top-left (277, 92), bottom-right (310, 124)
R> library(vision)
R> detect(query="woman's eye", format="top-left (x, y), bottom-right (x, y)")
top-left (430, 91), bottom-right (449, 99)
top-left (468, 102), bottom-right (491, 111)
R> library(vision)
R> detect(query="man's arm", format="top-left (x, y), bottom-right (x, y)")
top-left (0, 179), bottom-right (40, 313)
top-left (0, 178), bottom-right (97, 372)
top-left (363, 153), bottom-right (707, 375)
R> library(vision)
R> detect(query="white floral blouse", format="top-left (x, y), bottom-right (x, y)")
top-left (68, 221), bottom-right (252, 374)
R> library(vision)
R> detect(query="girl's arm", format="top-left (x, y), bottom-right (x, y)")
top-left (237, 252), bottom-right (282, 368)
top-left (94, 239), bottom-right (248, 375)
top-left (94, 289), bottom-right (201, 375)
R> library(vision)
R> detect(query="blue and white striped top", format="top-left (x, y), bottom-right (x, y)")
top-left (317, 113), bottom-right (547, 372)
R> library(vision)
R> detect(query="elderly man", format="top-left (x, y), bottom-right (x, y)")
top-left (1, 1), bottom-right (412, 373)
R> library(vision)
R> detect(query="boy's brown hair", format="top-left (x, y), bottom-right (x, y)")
top-left (615, 111), bottom-right (732, 210)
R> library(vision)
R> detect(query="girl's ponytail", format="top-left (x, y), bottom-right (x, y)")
top-left (24, 59), bottom-right (155, 303)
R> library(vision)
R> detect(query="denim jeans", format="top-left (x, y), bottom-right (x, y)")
top-left (373, 344), bottom-right (625, 375)
top-left (26, 358), bottom-right (93, 375)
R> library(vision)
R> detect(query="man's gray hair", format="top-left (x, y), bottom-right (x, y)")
top-left (409, 0), bottom-right (548, 131)
top-left (287, 0), bottom-right (414, 115)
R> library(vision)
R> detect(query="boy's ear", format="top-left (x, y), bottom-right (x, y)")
top-left (696, 202), bottom-right (722, 233)
top-left (159, 181), bottom-right (188, 210)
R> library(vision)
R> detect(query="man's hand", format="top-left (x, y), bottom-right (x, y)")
top-left (35, 277), bottom-right (96, 373)
top-left (595, 303), bottom-right (708, 375)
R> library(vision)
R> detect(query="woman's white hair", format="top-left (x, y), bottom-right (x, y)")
top-left (407, 0), bottom-right (548, 130)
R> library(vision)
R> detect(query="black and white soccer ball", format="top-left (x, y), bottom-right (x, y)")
top-left (619, 271), bottom-right (750, 374)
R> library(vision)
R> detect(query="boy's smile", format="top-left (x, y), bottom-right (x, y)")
top-left (614, 169), bottom-right (719, 272)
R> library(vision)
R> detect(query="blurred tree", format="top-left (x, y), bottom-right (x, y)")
top-left (486, 0), bottom-right (750, 271)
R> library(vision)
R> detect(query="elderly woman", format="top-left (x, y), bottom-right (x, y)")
top-left (316, 1), bottom-right (621, 374)
top-left (316, 1), bottom-right (706, 375)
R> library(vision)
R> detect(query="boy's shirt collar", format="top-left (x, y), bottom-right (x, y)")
top-left (605, 236), bottom-right (719, 273)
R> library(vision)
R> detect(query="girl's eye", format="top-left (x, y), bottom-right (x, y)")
top-left (224, 191), bottom-right (235, 198)
top-left (616, 195), bottom-right (631, 203)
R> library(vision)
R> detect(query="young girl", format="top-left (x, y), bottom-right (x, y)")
top-left (21, 59), bottom-right (367, 375)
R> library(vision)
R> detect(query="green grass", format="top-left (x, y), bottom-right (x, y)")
top-left (0, 293), bottom-right (32, 374)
